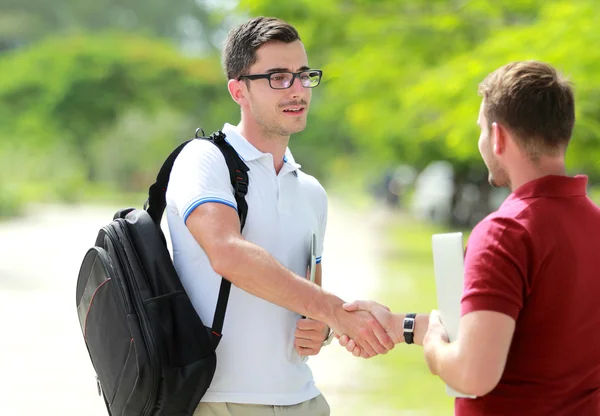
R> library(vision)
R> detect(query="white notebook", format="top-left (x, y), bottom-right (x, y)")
top-left (301, 232), bottom-right (317, 363)
top-left (432, 232), bottom-right (476, 399)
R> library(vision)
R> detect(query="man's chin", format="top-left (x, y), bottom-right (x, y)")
top-left (489, 174), bottom-right (507, 188)
top-left (283, 121), bottom-right (307, 136)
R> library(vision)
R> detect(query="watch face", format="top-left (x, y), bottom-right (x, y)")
top-left (403, 320), bottom-right (413, 330)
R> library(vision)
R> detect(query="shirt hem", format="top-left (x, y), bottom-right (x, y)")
top-left (200, 386), bottom-right (321, 406)
top-left (461, 295), bottom-right (520, 321)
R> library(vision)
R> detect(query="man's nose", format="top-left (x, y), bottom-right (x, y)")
top-left (289, 75), bottom-right (306, 97)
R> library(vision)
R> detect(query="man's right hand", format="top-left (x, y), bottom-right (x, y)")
top-left (337, 300), bottom-right (398, 357)
top-left (329, 305), bottom-right (394, 358)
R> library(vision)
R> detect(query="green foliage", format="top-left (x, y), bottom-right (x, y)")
top-left (2, 0), bottom-right (600, 213)
top-left (0, 179), bottom-right (25, 218)
top-left (0, 0), bottom-right (220, 51)
top-left (0, 33), bottom-right (222, 139)
top-left (397, 1), bottom-right (600, 175)
top-left (0, 33), bottom-right (231, 192)
top-left (91, 109), bottom-right (204, 192)
top-left (239, 0), bottom-right (600, 182)
top-left (591, 191), bottom-right (600, 207)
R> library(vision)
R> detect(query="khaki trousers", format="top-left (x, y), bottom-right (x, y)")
top-left (193, 394), bottom-right (330, 416)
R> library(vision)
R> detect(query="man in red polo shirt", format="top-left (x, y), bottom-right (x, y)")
top-left (338, 61), bottom-right (600, 415)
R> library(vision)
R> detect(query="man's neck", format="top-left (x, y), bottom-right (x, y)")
top-left (508, 156), bottom-right (567, 191)
top-left (237, 119), bottom-right (289, 174)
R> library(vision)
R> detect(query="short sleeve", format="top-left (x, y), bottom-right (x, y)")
top-left (461, 216), bottom-right (530, 321)
top-left (166, 140), bottom-right (237, 224)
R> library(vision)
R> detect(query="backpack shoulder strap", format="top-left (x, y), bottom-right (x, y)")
top-left (144, 130), bottom-right (249, 228)
top-left (145, 139), bottom-right (193, 226)
top-left (204, 131), bottom-right (249, 346)
top-left (206, 131), bottom-right (249, 229)
top-left (144, 129), bottom-right (249, 347)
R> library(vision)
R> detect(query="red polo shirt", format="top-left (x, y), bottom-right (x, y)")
top-left (456, 175), bottom-right (600, 416)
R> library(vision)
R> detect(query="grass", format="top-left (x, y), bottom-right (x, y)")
top-left (352, 210), bottom-right (472, 415)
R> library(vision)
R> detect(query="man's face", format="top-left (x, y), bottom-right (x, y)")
top-left (478, 101), bottom-right (509, 188)
top-left (243, 40), bottom-right (312, 137)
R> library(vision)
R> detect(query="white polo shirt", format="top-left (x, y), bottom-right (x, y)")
top-left (165, 123), bottom-right (328, 405)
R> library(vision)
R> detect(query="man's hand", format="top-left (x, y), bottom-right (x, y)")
top-left (328, 303), bottom-right (394, 359)
top-left (294, 318), bottom-right (329, 357)
top-left (337, 300), bottom-right (395, 358)
top-left (423, 310), bottom-right (449, 375)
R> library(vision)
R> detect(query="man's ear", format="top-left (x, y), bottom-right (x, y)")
top-left (228, 79), bottom-right (247, 106)
top-left (491, 122), bottom-right (506, 156)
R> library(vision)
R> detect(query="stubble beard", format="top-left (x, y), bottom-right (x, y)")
top-left (489, 173), bottom-right (501, 188)
top-left (258, 112), bottom-right (308, 138)
top-left (250, 102), bottom-right (308, 139)
top-left (488, 163), bottom-right (510, 189)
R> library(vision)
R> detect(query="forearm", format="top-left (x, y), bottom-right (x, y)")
top-left (389, 313), bottom-right (429, 345)
top-left (426, 310), bottom-right (514, 397)
top-left (427, 341), bottom-right (472, 393)
top-left (212, 238), bottom-right (341, 325)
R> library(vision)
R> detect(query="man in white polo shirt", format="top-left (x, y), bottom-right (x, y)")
top-left (166, 16), bottom-right (394, 416)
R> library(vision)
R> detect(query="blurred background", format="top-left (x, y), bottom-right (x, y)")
top-left (1, 0), bottom-right (599, 415)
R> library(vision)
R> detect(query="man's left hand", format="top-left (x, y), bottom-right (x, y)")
top-left (423, 310), bottom-right (450, 375)
top-left (295, 318), bottom-right (330, 356)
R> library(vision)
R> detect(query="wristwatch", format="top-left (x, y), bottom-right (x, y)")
top-left (323, 327), bottom-right (334, 346)
top-left (403, 313), bottom-right (417, 344)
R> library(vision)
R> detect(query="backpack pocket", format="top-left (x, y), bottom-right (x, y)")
top-left (76, 247), bottom-right (149, 414)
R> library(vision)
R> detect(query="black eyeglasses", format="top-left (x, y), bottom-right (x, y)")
top-left (238, 70), bottom-right (323, 90)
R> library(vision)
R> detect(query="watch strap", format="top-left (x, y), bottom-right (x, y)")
top-left (403, 313), bottom-right (417, 344)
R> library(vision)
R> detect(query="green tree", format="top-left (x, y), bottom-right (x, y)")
top-left (237, 0), bottom-right (599, 183)
top-left (397, 0), bottom-right (600, 178)
top-left (237, 0), bottom-right (547, 176)
top-left (0, 33), bottom-right (234, 192)
top-left (0, 0), bottom-right (224, 53)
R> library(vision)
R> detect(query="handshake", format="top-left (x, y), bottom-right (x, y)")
top-left (295, 299), bottom-right (450, 363)
top-left (333, 300), bottom-right (402, 359)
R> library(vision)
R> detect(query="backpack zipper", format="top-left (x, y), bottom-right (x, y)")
top-left (96, 375), bottom-right (102, 396)
top-left (104, 223), bottom-right (160, 416)
top-left (95, 245), bottom-right (133, 315)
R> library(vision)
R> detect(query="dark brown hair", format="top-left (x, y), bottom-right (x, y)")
top-left (222, 17), bottom-right (301, 80)
top-left (478, 60), bottom-right (575, 157)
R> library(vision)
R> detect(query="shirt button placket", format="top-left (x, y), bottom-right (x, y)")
top-left (277, 176), bottom-right (283, 210)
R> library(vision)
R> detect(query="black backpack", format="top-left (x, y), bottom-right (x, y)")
top-left (75, 130), bottom-right (249, 416)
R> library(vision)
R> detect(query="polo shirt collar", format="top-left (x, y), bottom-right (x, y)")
top-left (222, 123), bottom-right (301, 172)
top-left (504, 175), bottom-right (588, 206)
top-left (283, 149), bottom-right (301, 171)
top-left (222, 123), bottom-right (263, 162)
